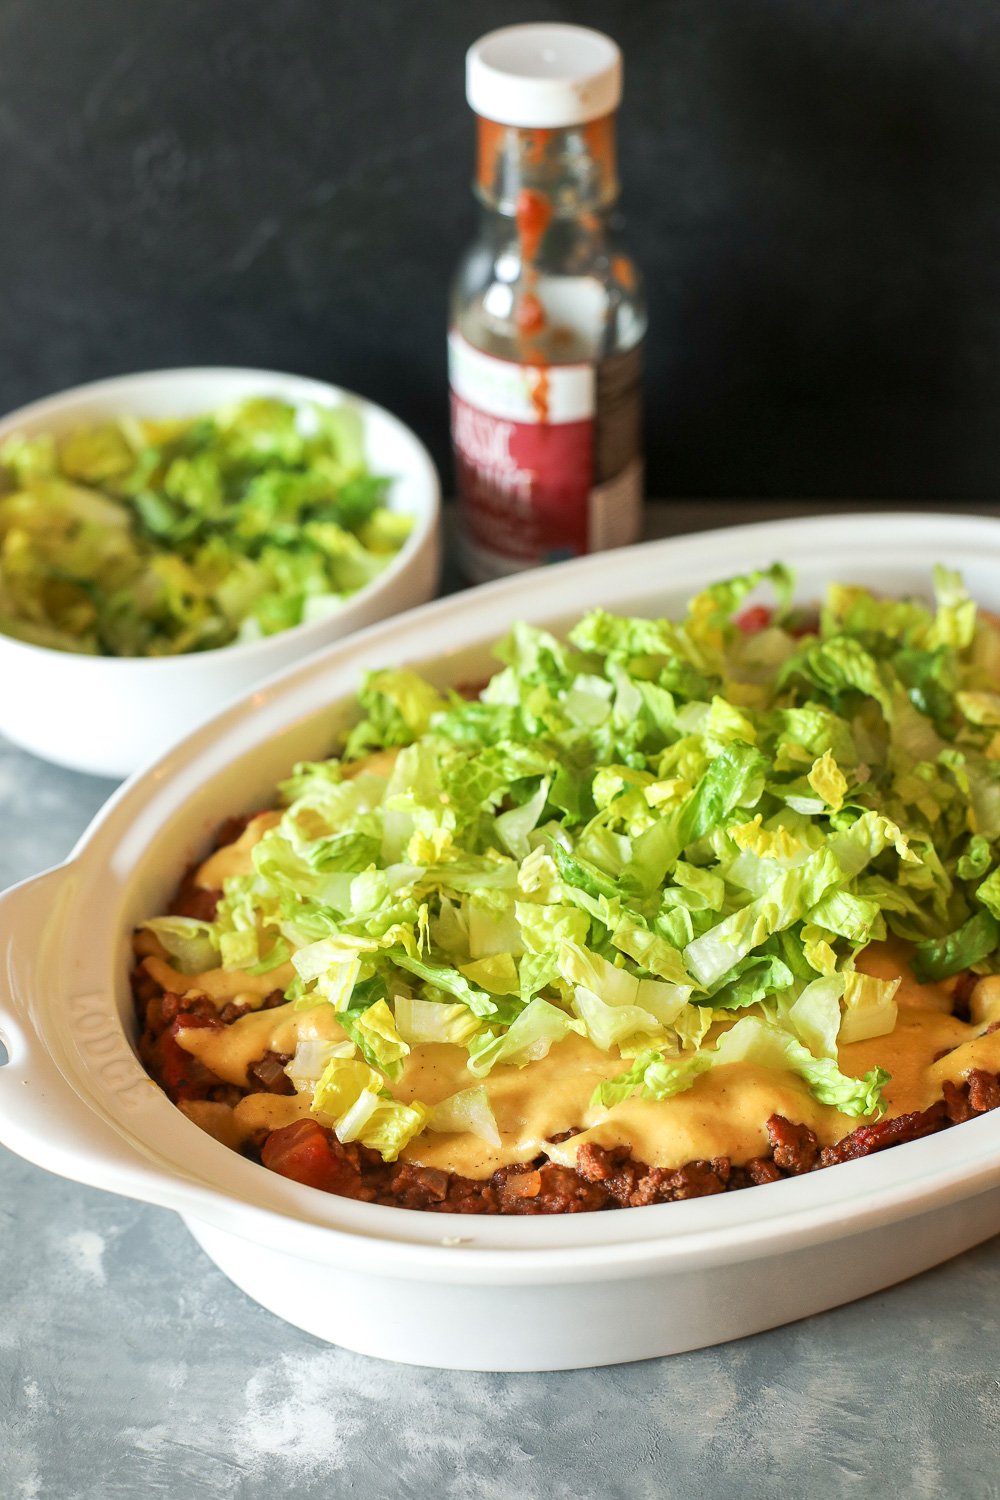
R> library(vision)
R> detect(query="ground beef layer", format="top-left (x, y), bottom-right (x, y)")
top-left (133, 825), bottom-right (1000, 1216)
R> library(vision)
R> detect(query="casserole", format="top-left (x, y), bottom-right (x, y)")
top-left (1, 513), bottom-right (999, 1371)
top-left (0, 367), bottom-right (441, 776)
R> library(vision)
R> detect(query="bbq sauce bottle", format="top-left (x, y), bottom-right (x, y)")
top-left (450, 24), bottom-right (646, 584)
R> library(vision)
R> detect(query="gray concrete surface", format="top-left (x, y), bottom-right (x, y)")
top-left (2, 509), bottom-right (1000, 1499)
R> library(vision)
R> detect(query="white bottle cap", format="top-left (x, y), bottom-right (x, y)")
top-left (466, 24), bottom-right (622, 128)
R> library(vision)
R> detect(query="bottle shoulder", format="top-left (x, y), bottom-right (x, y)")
top-left (451, 239), bottom-right (645, 365)
top-left (451, 221), bottom-right (642, 289)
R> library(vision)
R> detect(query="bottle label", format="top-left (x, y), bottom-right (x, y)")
top-left (449, 330), bottom-right (641, 581)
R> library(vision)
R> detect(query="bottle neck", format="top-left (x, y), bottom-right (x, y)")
top-left (475, 115), bottom-right (619, 221)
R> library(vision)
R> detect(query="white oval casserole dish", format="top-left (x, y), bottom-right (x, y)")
top-left (1, 514), bottom-right (999, 1372)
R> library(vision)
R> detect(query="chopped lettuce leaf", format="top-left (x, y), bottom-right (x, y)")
top-left (338, 998), bottom-right (410, 1081)
top-left (457, 953), bottom-right (520, 995)
top-left (391, 953), bottom-right (498, 1016)
top-left (495, 776), bottom-right (551, 860)
top-left (930, 566), bottom-right (976, 650)
top-left (838, 970), bottom-right (900, 1044)
top-left (788, 975), bottom-right (845, 1058)
top-left (807, 751), bottom-right (849, 812)
top-left (557, 941), bottom-right (691, 1024)
top-left (591, 1048), bottom-right (713, 1108)
top-left (467, 999), bottom-right (582, 1076)
top-left (345, 670), bottom-right (447, 756)
top-left (139, 915), bottom-right (219, 973)
top-left (334, 1090), bottom-right (431, 1160)
top-left (427, 1085), bottom-right (502, 1146)
top-left (976, 867), bottom-right (1000, 921)
top-left (709, 954), bottom-right (795, 1010)
top-left (286, 1037), bottom-right (356, 1093)
top-left (594, 1016), bottom-right (888, 1117)
top-left (393, 994), bottom-right (482, 1047)
top-left (572, 985), bottom-right (669, 1051)
top-left (685, 813), bottom-right (899, 988)
top-left (312, 1056), bottom-right (385, 1120)
top-left (140, 565), bottom-right (1000, 1150)
top-left (912, 910), bottom-right (1000, 982)
top-left (292, 942), bottom-right (362, 1011)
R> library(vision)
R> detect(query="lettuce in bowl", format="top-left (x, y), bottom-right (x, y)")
top-left (0, 397), bottom-right (412, 657)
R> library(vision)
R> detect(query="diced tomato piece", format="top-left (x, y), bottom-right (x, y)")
top-left (172, 884), bottom-right (221, 921)
top-left (161, 1014), bottom-right (221, 1099)
top-left (734, 604), bottom-right (773, 635)
top-left (172, 1013), bottom-right (221, 1032)
top-left (262, 1120), bottom-right (345, 1193)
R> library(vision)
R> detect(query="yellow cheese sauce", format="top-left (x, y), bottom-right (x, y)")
top-left (168, 940), bottom-right (999, 1178)
top-left (930, 1029), bottom-right (1000, 1089)
top-left (178, 1094), bottom-right (313, 1148)
top-left (194, 810), bottom-right (282, 889)
top-left (968, 976), bottom-right (1000, 1027)
top-left (177, 1099), bottom-right (248, 1151)
top-left (142, 955), bottom-right (295, 1006)
top-left (398, 1034), bottom-right (613, 1176)
top-left (233, 1093), bottom-right (313, 1135)
top-left (543, 1062), bottom-right (852, 1174)
top-left (175, 999), bottom-right (347, 1086)
top-left (342, 748), bottom-right (399, 781)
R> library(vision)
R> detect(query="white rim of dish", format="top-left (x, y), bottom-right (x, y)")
top-left (0, 364), bottom-right (441, 668)
top-left (3, 513), bottom-right (1000, 1280)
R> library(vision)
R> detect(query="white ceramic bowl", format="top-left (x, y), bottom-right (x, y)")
top-left (1, 515), bottom-right (999, 1371)
top-left (0, 367), bottom-right (441, 777)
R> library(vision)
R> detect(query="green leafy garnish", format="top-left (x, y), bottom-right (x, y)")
top-left (169, 566), bottom-right (1000, 1157)
top-left (0, 398), bottom-right (411, 656)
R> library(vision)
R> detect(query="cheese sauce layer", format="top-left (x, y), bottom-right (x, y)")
top-left (176, 1000), bottom-right (347, 1087)
top-left (194, 811), bottom-right (282, 889)
top-left (169, 939), bottom-right (1000, 1177)
top-left (143, 954), bottom-right (295, 1005)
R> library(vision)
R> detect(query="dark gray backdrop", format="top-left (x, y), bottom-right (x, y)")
top-left (2, 0), bottom-right (999, 499)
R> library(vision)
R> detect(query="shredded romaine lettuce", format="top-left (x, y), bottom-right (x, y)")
top-left (169, 566), bottom-right (1000, 1159)
top-left (426, 1086), bottom-right (502, 1146)
top-left (0, 398), bottom-right (410, 657)
top-left (140, 915), bottom-right (219, 973)
top-left (593, 1016), bottom-right (890, 1118)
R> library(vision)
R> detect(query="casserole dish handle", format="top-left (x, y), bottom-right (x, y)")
top-left (0, 868), bottom-right (179, 1204)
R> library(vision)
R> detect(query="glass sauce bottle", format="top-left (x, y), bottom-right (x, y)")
top-left (450, 23), bottom-right (646, 583)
